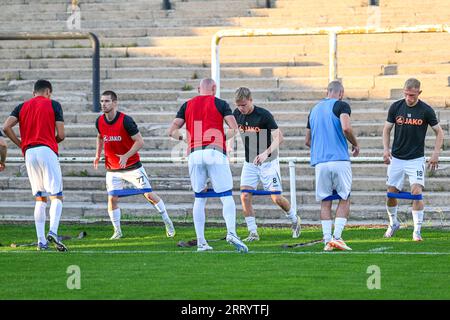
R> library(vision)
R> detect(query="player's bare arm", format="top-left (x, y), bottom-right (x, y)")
top-left (254, 128), bottom-right (284, 165)
top-left (224, 115), bottom-right (239, 140)
top-left (2, 116), bottom-right (21, 148)
top-left (55, 121), bottom-right (65, 143)
top-left (382, 121), bottom-right (394, 165)
top-left (116, 132), bottom-right (144, 168)
top-left (0, 137), bottom-right (6, 171)
top-left (93, 133), bottom-right (103, 170)
top-left (168, 118), bottom-right (185, 141)
top-left (428, 123), bottom-right (444, 171)
top-left (305, 129), bottom-right (311, 148)
top-left (340, 113), bottom-right (360, 157)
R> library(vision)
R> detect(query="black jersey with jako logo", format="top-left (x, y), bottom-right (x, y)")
top-left (233, 105), bottom-right (278, 163)
top-left (387, 99), bottom-right (438, 160)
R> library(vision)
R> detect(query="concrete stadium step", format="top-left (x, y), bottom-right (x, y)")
top-left (0, 10), bottom-right (169, 23)
top-left (4, 69), bottom-right (448, 95)
top-left (0, 99), bottom-right (402, 113)
top-left (0, 16), bottom-right (239, 30)
top-left (2, 40), bottom-right (449, 62)
top-left (0, 201), bottom-right (448, 222)
top-left (2, 135), bottom-right (446, 151)
top-left (179, 88), bottom-right (374, 100)
top-left (230, 16), bottom-right (449, 28)
top-left (2, 32), bottom-right (448, 49)
top-left (2, 89), bottom-right (373, 102)
top-left (1, 47), bottom-right (448, 68)
top-left (6, 148), bottom-right (449, 159)
top-left (374, 75), bottom-right (450, 89)
top-left (2, 121), bottom-right (442, 139)
top-left (0, 8), bottom-right (259, 23)
top-left (174, 0), bottom-right (261, 10)
top-left (0, 0), bottom-right (260, 17)
top-left (4, 162), bottom-right (450, 179)
top-left (123, 46), bottom-right (450, 60)
top-left (3, 0), bottom-right (165, 4)
top-left (31, 99), bottom-right (447, 113)
top-left (2, 26), bottom-right (226, 38)
top-left (1, 186), bottom-right (450, 207)
top-left (2, 108), bottom-right (450, 124)
top-left (0, 2), bottom-right (163, 14)
top-left (252, 14), bottom-right (450, 26)
top-left (273, 0), bottom-right (367, 7)
top-left (254, 6), bottom-right (450, 16)
top-left (383, 63), bottom-right (450, 76)
top-left (0, 109), bottom-right (400, 123)
top-left (0, 75), bottom-right (392, 92)
top-left (2, 59), bottom-right (444, 77)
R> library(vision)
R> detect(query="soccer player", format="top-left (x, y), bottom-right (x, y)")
top-left (2, 79), bottom-right (67, 251)
top-left (0, 131), bottom-right (6, 172)
top-left (233, 87), bottom-right (300, 241)
top-left (305, 81), bottom-right (360, 251)
top-left (168, 78), bottom-right (248, 252)
top-left (94, 90), bottom-right (175, 239)
top-left (382, 78), bottom-right (444, 241)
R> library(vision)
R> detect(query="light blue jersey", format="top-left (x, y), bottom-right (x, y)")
top-left (309, 98), bottom-right (350, 166)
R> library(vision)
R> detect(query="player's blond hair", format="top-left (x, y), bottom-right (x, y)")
top-left (235, 87), bottom-right (252, 101)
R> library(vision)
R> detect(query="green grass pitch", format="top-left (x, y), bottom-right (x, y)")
top-left (0, 223), bottom-right (449, 300)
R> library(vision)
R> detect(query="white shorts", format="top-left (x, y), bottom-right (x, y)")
top-left (315, 161), bottom-right (352, 201)
top-left (386, 156), bottom-right (425, 190)
top-left (188, 149), bottom-right (233, 193)
top-left (25, 146), bottom-right (63, 197)
top-left (240, 159), bottom-right (282, 192)
top-left (106, 165), bottom-right (152, 194)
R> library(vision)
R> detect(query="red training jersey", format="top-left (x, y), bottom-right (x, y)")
top-left (97, 112), bottom-right (140, 170)
top-left (12, 96), bottom-right (63, 156)
top-left (176, 95), bottom-right (233, 154)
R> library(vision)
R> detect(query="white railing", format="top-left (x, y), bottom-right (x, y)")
top-left (211, 24), bottom-right (450, 98)
top-left (7, 156), bottom-right (450, 164)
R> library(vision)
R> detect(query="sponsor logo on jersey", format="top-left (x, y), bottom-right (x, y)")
top-left (239, 124), bottom-right (261, 133)
top-left (395, 115), bottom-right (423, 126)
top-left (104, 136), bottom-right (122, 142)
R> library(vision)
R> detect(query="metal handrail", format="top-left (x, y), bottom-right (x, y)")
top-left (211, 24), bottom-right (450, 97)
top-left (162, 0), bottom-right (172, 10)
top-left (0, 32), bottom-right (100, 112)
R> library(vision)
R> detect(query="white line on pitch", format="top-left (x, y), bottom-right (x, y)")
top-left (1, 250), bottom-right (450, 255)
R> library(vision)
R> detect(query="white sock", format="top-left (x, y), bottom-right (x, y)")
top-left (321, 220), bottom-right (333, 243)
top-left (387, 205), bottom-right (399, 226)
top-left (49, 199), bottom-right (62, 235)
top-left (285, 207), bottom-right (297, 223)
top-left (108, 208), bottom-right (121, 232)
top-left (333, 217), bottom-right (347, 240)
top-left (220, 196), bottom-right (236, 235)
top-left (193, 198), bottom-right (207, 244)
top-left (245, 216), bottom-right (257, 233)
top-left (412, 210), bottom-right (424, 233)
top-left (34, 201), bottom-right (47, 244)
top-left (154, 199), bottom-right (170, 223)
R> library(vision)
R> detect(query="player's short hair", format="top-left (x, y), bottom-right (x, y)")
top-left (34, 79), bottom-right (52, 93)
top-left (327, 80), bottom-right (344, 94)
top-left (101, 90), bottom-right (118, 101)
top-left (404, 78), bottom-right (421, 90)
top-left (235, 87), bottom-right (252, 101)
